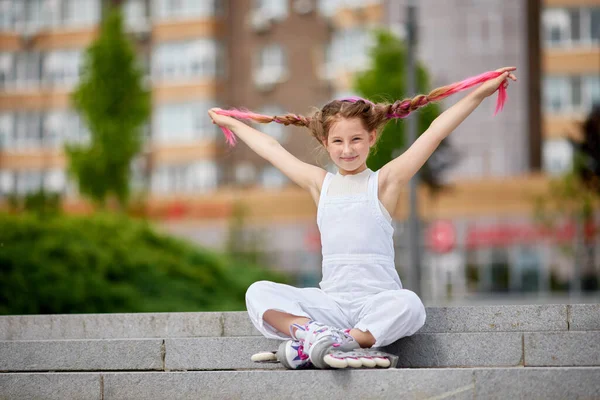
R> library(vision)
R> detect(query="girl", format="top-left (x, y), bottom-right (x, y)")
top-left (208, 67), bottom-right (517, 369)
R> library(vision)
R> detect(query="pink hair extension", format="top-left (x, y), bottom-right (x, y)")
top-left (342, 70), bottom-right (508, 119)
top-left (215, 109), bottom-right (274, 146)
top-left (214, 109), bottom-right (307, 147)
top-left (216, 70), bottom-right (508, 146)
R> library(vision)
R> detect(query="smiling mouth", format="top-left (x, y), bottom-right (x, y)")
top-left (341, 156), bottom-right (358, 161)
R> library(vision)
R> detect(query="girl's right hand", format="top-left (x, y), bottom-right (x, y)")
top-left (208, 108), bottom-right (237, 128)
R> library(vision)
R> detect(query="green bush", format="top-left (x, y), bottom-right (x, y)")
top-left (0, 212), bottom-right (289, 315)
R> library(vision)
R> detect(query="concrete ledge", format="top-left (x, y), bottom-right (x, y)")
top-left (421, 304), bottom-right (568, 333)
top-left (165, 337), bottom-right (282, 371)
top-left (382, 332), bottom-right (523, 368)
top-left (0, 304), bottom-right (580, 341)
top-left (2, 368), bottom-right (599, 400)
top-left (0, 373), bottom-right (101, 400)
top-left (525, 332), bottom-right (600, 366)
top-left (0, 339), bottom-right (163, 372)
top-left (1, 333), bottom-right (527, 371)
top-left (568, 304), bottom-right (600, 331)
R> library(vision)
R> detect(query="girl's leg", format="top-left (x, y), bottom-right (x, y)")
top-left (354, 289), bottom-right (426, 348)
top-left (262, 310), bottom-right (310, 336)
top-left (348, 328), bottom-right (376, 348)
top-left (245, 281), bottom-right (351, 340)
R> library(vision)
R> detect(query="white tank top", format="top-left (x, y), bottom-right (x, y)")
top-left (326, 168), bottom-right (392, 223)
top-left (317, 168), bottom-right (402, 296)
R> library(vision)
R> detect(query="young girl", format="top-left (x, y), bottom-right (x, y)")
top-left (208, 67), bottom-right (517, 369)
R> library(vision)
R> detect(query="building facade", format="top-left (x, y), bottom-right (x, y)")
top-left (0, 0), bottom-right (598, 302)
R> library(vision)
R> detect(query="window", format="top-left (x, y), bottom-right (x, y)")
top-left (154, 102), bottom-right (216, 144)
top-left (257, 44), bottom-right (285, 71)
top-left (0, 113), bottom-right (12, 150)
top-left (44, 168), bottom-right (66, 193)
top-left (0, 52), bottom-right (14, 89)
top-left (24, 0), bottom-right (61, 30)
top-left (62, 0), bottom-right (100, 28)
top-left (235, 162), bottom-right (257, 186)
top-left (543, 77), bottom-right (569, 113)
top-left (151, 161), bottom-right (218, 194)
top-left (42, 50), bottom-right (83, 88)
top-left (0, 0), bottom-right (14, 31)
top-left (42, 111), bottom-right (65, 148)
top-left (591, 8), bottom-right (600, 42)
top-left (543, 139), bottom-right (573, 176)
top-left (15, 170), bottom-right (43, 195)
top-left (327, 28), bottom-right (372, 74)
top-left (152, 0), bottom-right (221, 21)
top-left (152, 40), bottom-right (219, 81)
top-left (254, 44), bottom-right (287, 87)
top-left (543, 7), bottom-right (600, 47)
top-left (0, 170), bottom-right (14, 196)
top-left (544, 75), bottom-right (600, 114)
top-left (254, 0), bottom-right (288, 20)
top-left (14, 52), bottom-right (42, 90)
top-left (584, 76), bottom-right (600, 108)
top-left (13, 112), bottom-right (43, 150)
top-left (123, 0), bottom-right (148, 27)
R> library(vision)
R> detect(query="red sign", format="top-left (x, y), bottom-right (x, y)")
top-left (465, 221), bottom-right (598, 248)
top-left (427, 220), bottom-right (456, 253)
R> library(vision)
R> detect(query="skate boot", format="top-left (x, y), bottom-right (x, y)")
top-left (251, 339), bottom-right (312, 369)
top-left (291, 321), bottom-right (360, 369)
top-left (276, 339), bottom-right (313, 369)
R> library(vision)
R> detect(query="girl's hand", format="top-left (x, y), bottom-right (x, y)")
top-left (208, 108), bottom-right (238, 129)
top-left (473, 66), bottom-right (517, 100)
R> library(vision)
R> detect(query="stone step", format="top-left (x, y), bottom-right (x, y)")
top-left (2, 331), bottom-right (599, 372)
top-left (1, 368), bottom-right (599, 400)
top-left (2, 304), bottom-right (598, 341)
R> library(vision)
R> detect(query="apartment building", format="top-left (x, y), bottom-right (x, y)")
top-left (541, 0), bottom-right (600, 174)
top-left (0, 1), bottom-right (598, 295)
top-left (0, 0), bottom-right (227, 199)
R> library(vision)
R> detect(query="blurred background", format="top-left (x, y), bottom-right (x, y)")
top-left (0, 0), bottom-right (598, 315)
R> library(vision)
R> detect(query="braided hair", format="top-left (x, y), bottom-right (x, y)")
top-left (215, 70), bottom-right (508, 146)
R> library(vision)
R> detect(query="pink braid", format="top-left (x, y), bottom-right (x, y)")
top-left (216, 70), bottom-right (508, 146)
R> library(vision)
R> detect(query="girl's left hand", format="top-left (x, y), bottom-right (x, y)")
top-left (474, 66), bottom-right (518, 99)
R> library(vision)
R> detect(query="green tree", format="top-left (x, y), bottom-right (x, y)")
top-left (353, 30), bottom-right (455, 192)
top-left (535, 106), bottom-right (600, 292)
top-left (0, 212), bottom-right (289, 314)
top-left (67, 4), bottom-right (150, 209)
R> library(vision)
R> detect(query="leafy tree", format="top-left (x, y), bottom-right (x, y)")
top-left (535, 106), bottom-right (600, 291)
top-left (353, 29), bottom-right (456, 192)
top-left (67, 4), bottom-right (150, 209)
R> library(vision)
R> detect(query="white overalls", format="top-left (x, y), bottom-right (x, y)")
top-left (246, 169), bottom-right (426, 347)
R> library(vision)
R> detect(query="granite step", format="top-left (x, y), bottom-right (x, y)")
top-left (2, 304), bottom-right (598, 341)
top-left (1, 368), bottom-right (599, 400)
top-left (2, 330), bottom-right (599, 372)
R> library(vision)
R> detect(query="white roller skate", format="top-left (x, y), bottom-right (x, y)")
top-left (251, 321), bottom-right (398, 369)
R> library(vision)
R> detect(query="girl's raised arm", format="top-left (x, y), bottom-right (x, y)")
top-left (379, 67), bottom-right (516, 202)
top-left (208, 108), bottom-right (326, 203)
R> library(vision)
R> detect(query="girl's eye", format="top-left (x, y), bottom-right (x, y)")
top-left (353, 138), bottom-right (361, 141)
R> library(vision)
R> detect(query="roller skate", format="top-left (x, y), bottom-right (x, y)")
top-left (251, 320), bottom-right (398, 369)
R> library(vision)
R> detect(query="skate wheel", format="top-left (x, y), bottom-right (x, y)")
top-left (346, 357), bottom-right (362, 368)
top-left (324, 354), bottom-right (348, 369)
top-left (359, 357), bottom-right (377, 368)
top-left (373, 357), bottom-right (391, 368)
top-left (251, 351), bottom-right (277, 362)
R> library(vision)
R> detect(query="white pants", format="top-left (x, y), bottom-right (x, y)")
top-left (245, 281), bottom-right (426, 347)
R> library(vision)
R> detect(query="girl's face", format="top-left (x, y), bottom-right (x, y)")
top-left (324, 118), bottom-right (376, 175)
